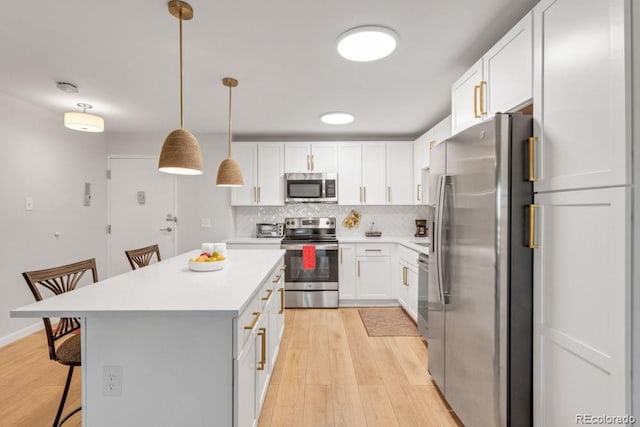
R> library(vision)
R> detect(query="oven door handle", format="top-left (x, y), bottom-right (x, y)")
top-left (281, 243), bottom-right (339, 250)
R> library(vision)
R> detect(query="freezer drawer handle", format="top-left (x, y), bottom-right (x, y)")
top-left (528, 204), bottom-right (539, 249)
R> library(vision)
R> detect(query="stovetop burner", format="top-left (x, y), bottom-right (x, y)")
top-left (281, 216), bottom-right (337, 243)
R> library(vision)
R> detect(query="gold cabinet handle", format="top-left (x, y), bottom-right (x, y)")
top-left (365, 249), bottom-right (382, 253)
top-left (340, 248), bottom-right (343, 264)
top-left (252, 187), bottom-right (256, 203)
top-left (473, 85), bottom-right (481, 118)
top-left (417, 184), bottom-right (421, 201)
top-left (257, 327), bottom-right (267, 371)
top-left (528, 137), bottom-right (539, 182)
top-left (307, 154), bottom-right (311, 171)
top-left (387, 186), bottom-right (391, 203)
top-left (261, 289), bottom-right (273, 301)
top-left (357, 260), bottom-right (360, 277)
top-left (529, 204), bottom-right (539, 249)
top-left (311, 154), bottom-right (315, 171)
top-left (244, 312), bottom-right (261, 330)
top-left (359, 186), bottom-right (363, 203)
top-left (280, 264), bottom-right (287, 272)
top-left (272, 274), bottom-right (281, 283)
top-left (480, 81), bottom-right (487, 115)
top-left (279, 287), bottom-right (285, 314)
top-left (257, 186), bottom-right (261, 203)
top-left (363, 187), bottom-right (367, 203)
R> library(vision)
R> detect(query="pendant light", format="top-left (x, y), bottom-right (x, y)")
top-left (64, 103), bottom-right (105, 132)
top-left (158, 0), bottom-right (203, 175)
top-left (216, 77), bottom-right (244, 187)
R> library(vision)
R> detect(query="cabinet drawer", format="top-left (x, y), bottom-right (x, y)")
top-left (356, 244), bottom-right (394, 257)
top-left (398, 245), bottom-right (419, 267)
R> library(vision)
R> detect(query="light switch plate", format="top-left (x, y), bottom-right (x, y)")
top-left (25, 197), bottom-right (33, 211)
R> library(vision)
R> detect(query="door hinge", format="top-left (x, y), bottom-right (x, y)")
top-left (106, 224), bottom-right (111, 234)
top-left (106, 169), bottom-right (111, 179)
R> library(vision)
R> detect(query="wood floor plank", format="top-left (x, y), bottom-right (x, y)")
top-left (306, 324), bottom-right (332, 385)
top-left (280, 348), bottom-right (308, 386)
top-left (359, 385), bottom-right (400, 427)
top-left (302, 384), bottom-right (334, 427)
top-left (270, 382), bottom-right (306, 427)
top-left (341, 309), bottom-right (383, 385)
top-left (257, 383), bottom-right (279, 427)
top-left (386, 336), bottom-right (431, 385)
top-left (332, 384), bottom-right (368, 427)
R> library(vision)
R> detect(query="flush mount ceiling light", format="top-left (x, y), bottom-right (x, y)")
top-left (320, 112), bottom-right (355, 125)
top-left (158, 0), bottom-right (203, 176)
top-left (337, 25), bottom-right (399, 62)
top-left (216, 77), bottom-right (244, 187)
top-left (64, 103), bottom-right (104, 132)
top-left (56, 82), bottom-right (79, 94)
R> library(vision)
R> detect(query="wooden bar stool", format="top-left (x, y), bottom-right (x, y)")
top-left (125, 244), bottom-right (161, 270)
top-left (22, 258), bottom-right (98, 427)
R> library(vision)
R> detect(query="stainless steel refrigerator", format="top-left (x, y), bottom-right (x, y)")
top-left (426, 113), bottom-right (533, 426)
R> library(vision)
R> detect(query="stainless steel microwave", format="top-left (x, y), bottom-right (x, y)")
top-left (285, 172), bottom-right (338, 203)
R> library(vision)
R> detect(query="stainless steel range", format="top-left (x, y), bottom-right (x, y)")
top-left (280, 217), bottom-right (339, 308)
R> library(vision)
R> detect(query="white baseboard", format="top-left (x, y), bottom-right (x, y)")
top-left (0, 321), bottom-right (43, 348)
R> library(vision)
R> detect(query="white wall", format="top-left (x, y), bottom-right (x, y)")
top-left (106, 132), bottom-right (234, 254)
top-left (0, 92), bottom-right (108, 344)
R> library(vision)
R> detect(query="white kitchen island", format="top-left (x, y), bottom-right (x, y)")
top-left (11, 249), bottom-right (286, 427)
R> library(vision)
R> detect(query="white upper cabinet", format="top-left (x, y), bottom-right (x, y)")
top-left (533, 0), bottom-right (630, 191)
top-left (451, 11), bottom-right (533, 135)
top-left (413, 135), bottom-right (429, 205)
top-left (284, 142), bottom-right (337, 172)
top-left (451, 58), bottom-right (484, 135)
top-left (386, 142), bottom-right (414, 205)
top-left (433, 115), bottom-right (452, 144)
top-left (231, 142), bottom-right (284, 206)
top-left (483, 12), bottom-right (533, 117)
top-left (338, 143), bottom-right (363, 205)
top-left (362, 143), bottom-right (387, 205)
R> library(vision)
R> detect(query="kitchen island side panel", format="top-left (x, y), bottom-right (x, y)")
top-left (83, 314), bottom-right (233, 427)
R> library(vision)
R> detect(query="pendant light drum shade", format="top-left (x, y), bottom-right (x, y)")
top-left (64, 111), bottom-right (104, 132)
top-left (158, 129), bottom-right (203, 175)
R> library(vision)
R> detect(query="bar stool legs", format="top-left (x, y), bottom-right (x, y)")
top-left (53, 365), bottom-right (81, 427)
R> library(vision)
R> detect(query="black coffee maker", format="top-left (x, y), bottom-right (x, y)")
top-left (415, 219), bottom-right (427, 237)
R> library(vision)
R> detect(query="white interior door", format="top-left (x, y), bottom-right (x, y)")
top-left (108, 156), bottom-right (176, 277)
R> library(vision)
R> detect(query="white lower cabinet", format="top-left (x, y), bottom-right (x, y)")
top-left (533, 188), bottom-right (629, 426)
top-left (396, 246), bottom-right (420, 321)
top-left (235, 261), bottom-right (285, 427)
top-left (355, 244), bottom-right (393, 300)
top-left (338, 244), bottom-right (357, 301)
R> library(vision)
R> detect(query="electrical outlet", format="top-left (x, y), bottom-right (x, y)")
top-left (25, 197), bottom-right (33, 211)
top-left (102, 365), bottom-right (122, 396)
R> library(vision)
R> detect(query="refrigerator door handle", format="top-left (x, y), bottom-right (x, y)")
top-left (435, 175), bottom-right (447, 305)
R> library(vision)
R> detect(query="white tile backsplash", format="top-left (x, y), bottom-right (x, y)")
top-left (234, 205), bottom-right (429, 237)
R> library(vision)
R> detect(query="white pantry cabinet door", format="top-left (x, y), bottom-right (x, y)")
top-left (362, 143), bottom-right (387, 205)
top-left (310, 142), bottom-right (338, 172)
top-left (533, 0), bottom-right (629, 192)
top-left (284, 143), bottom-right (311, 172)
top-left (533, 187), bottom-right (629, 426)
top-left (338, 143), bottom-right (363, 205)
top-left (483, 11), bottom-right (533, 117)
top-left (386, 142), bottom-right (414, 205)
top-left (256, 143), bottom-right (284, 206)
top-left (451, 58), bottom-right (483, 135)
top-left (231, 143), bottom-right (257, 206)
top-left (357, 256), bottom-right (392, 299)
top-left (338, 244), bottom-right (357, 301)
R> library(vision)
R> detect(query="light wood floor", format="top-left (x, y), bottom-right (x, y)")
top-left (0, 309), bottom-right (460, 426)
top-left (258, 308), bottom-right (461, 427)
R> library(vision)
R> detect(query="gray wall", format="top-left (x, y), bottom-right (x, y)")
top-left (0, 92), bottom-right (108, 344)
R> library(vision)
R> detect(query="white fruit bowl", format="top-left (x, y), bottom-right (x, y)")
top-left (188, 260), bottom-right (226, 272)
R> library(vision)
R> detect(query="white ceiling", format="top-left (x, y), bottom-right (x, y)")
top-left (0, 0), bottom-right (538, 140)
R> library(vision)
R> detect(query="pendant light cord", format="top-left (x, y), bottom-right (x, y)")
top-left (179, 11), bottom-right (184, 130)
top-left (228, 83), bottom-right (233, 157)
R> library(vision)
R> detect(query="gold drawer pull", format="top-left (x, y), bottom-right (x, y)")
top-left (244, 312), bottom-right (261, 330)
top-left (529, 204), bottom-right (539, 249)
top-left (279, 287), bottom-right (285, 314)
top-left (272, 274), bottom-right (281, 283)
top-left (280, 264), bottom-right (287, 272)
top-left (528, 137), bottom-right (539, 182)
top-left (480, 80), bottom-right (487, 115)
top-left (473, 85), bottom-right (481, 118)
top-left (261, 289), bottom-right (273, 301)
top-left (257, 327), bottom-right (267, 371)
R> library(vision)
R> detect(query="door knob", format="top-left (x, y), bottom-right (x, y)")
top-left (160, 227), bottom-right (173, 232)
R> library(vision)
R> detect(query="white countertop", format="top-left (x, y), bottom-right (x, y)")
top-left (226, 236), bottom-right (430, 254)
top-left (11, 249), bottom-right (285, 318)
